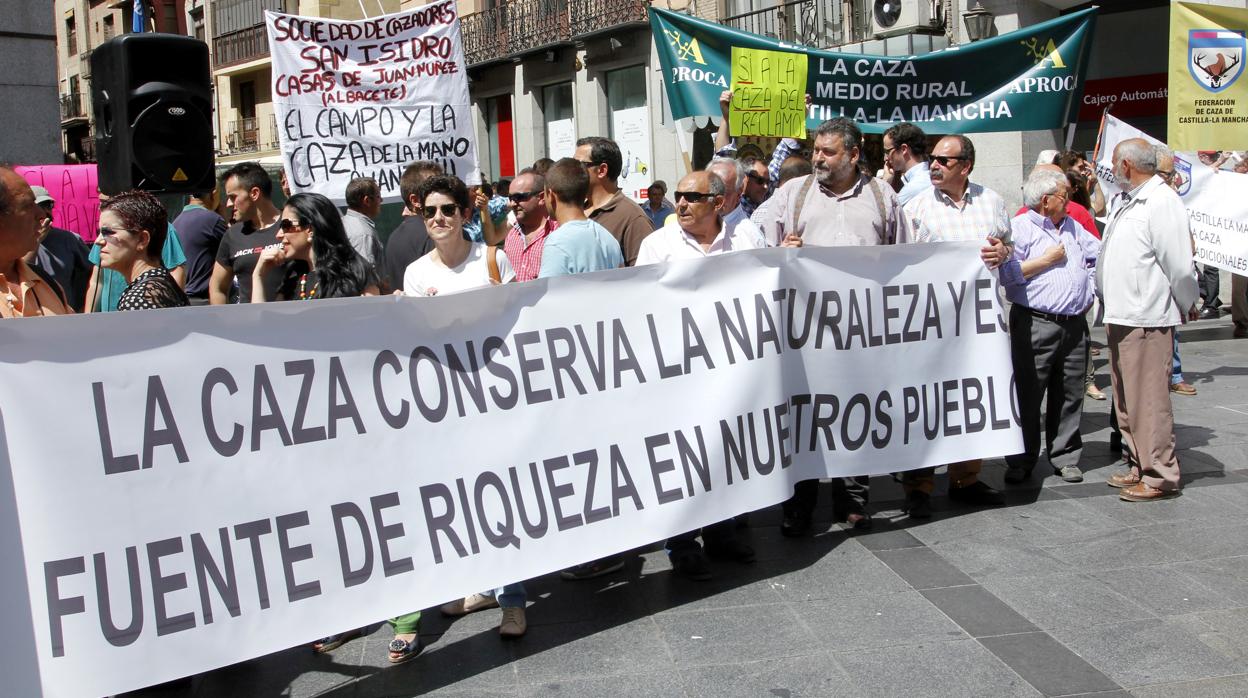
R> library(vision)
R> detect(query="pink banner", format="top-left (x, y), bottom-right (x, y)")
top-left (15, 164), bottom-right (100, 243)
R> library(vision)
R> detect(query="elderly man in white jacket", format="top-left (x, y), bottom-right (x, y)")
top-left (1096, 139), bottom-right (1200, 503)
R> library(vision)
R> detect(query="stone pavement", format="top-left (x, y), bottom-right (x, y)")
top-left (130, 315), bottom-right (1248, 698)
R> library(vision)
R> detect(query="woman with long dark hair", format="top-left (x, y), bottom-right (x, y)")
top-left (95, 190), bottom-right (189, 311)
top-left (252, 192), bottom-right (378, 302)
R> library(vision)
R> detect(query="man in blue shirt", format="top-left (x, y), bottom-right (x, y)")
top-left (538, 158), bottom-right (623, 278)
top-left (643, 180), bottom-right (675, 231)
top-left (883, 122), bottom-right (932, 207)
top-left (172, 190), bottom-right (226, 305)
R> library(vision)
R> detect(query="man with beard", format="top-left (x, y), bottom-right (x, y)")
top-left (759, 117), bottom-right (907, 534)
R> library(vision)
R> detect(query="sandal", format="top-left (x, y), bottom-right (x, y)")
top-left (311, 627), bottom-right (364, 653)
top-left (388, 634), bottom-right (422, 665)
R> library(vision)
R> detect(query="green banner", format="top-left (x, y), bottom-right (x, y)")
top-left (651, 7), bottom-right (1097, 134)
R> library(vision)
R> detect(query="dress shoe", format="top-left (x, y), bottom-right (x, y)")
top-left (1119, 482), bottom-right (1179, 502)
top-left (1235, 326), bottom-right (1248, 339)
top-left (902, 490), bottom-right (932, 519)
top-left (1085, 383), bottom-right (1107, 400)
top-left (705, 539), bottom-right (756, 563)
top-left (1169, 381), bottom-right (1197, 396)
top-left (560, 555), bottom-right (625, 581)
top-left (1057, 465), bottom-right (1084, 483)
top-left (670, 551), bottom-right (713, 581)
top-left (1004, 465), bottom-right (1032, 484)
top-left (441, 592), bottom-right (499, 617)
top-left (842, 512), bottom-right (873, 530)
top-left (948, 480), bottom-right (1005, 506)
top-left (780, 512), bottom-right (813, 538)
top-left (1199, 307), bottom-right (1221, 320)
top-left (499, 607), bottom-right (527, 638)
top-left (1106, 469), bottom-right (1141, 488)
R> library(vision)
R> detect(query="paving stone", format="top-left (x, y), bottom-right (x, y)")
top-left (979, 631), bottom-right (1120, 696)
top-left (928, 538), bottom-right (1073, 580)
top-left (978, 572), bottom-right (1154, 631)
top-left (1004, 498), bottom-right (1124, 545)
top-left (1133, 521), bottom-right (1248, 562)
top-left (874, 546), bottom-right (976, 590)
top-left (1050, 619), bottom-right (1248, 688)
top-left (1170, 608), bottom-right (1248, 663)
top-left (848, 523), bottom-right (926, 552)
top-left (678, 653), bottom-right (856, 698)
top-left (1041, 529), bottom-right (1189, 572)
top-left (920, 585), bottom-right (1039, 637)
top-left (796, 590), bottom-right (967, 652)
top-left (907, 507), bottom-right (1054, 547)
top-left (511, 617), bottom-right (676, 683)
top-left (1172, 557), bottom-right (1248, 605)
top-left (1129, 675), bottom-right (1248, 698)
top-left (517, 672), bottom-right (680, 697)
top-left (833, 638), bottom-right (1041, 697)
top-left (354, 627), bottom-right (518, 696)
top-left (1090, 566), bottom-right (1239, 616)
top-left (653, 603), bottom-right (817, 668)
top-left (765, 543), bottom-right (911, 603)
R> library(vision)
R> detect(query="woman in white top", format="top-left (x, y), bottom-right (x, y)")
top-left (402, 174), bottom-right (515, 297)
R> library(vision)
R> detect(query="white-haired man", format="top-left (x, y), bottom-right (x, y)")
top-left (1098, 138), bottom-right (1199, 502)
top-left (706, 157), bottom-right (766, 247)
top-left (1000, 168), bottom-right (1101, 485)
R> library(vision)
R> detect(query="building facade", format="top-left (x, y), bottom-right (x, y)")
top-left (2, 0), bottom-right (62, 164)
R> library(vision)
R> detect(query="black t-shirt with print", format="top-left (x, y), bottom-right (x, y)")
top-left (215, 219), bottom-right (303, 302)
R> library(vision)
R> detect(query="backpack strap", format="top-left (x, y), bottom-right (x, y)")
top-left (789, 174), bottom-right (817, 238)
top-left (486, 244), bottom-right (501, 285)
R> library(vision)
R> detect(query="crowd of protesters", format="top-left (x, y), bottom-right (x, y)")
top-left (0, 95), bottom-right (1236, 663)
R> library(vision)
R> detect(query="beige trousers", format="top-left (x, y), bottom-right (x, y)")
top-left (1106, 324), bottom-right (1180, 491)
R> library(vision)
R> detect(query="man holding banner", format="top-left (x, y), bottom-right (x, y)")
top-left (1098, 139), bottom-right (1199, 502)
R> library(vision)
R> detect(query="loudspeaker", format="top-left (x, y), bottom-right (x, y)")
top-left (91, 34), bottom-right (215, 195)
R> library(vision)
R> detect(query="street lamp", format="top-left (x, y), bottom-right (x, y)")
top-left (962, 2), bottom-right (995, 43)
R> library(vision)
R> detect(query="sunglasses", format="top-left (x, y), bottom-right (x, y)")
top-left (422, 203), bottom-right (461, 220)
top-left (931, 155), bottom-right (968, 168)
top-left (675, 191), bottom-right (714, 204)
top-left (745, 172), bottom-right (767, 184)
top-left (95, 226), bottom-right (132, 243)
top-left (508, 191), bottom-right (538, 203)
top-left (278, 219), bottom-right (304, 232)
top-left (578, 160), bottom-right (602, 169)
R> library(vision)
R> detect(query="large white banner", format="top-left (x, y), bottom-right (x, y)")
top-left (1094, 113), bottom-right (1248, 274)
top-left (267, 1), bottom-right (480, 204)
top-left (0, 245), bottom-right (1021, 697)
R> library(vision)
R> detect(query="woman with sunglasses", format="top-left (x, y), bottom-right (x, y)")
top-left (95, 190), bottom-right (189, 311)
top-left (402, 174), bottom-right (515, 298)
top-left (251, 192), bottom-right (379, 303)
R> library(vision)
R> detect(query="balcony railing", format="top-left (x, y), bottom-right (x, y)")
top-left (724, 0), bottom-right (849, 49)
top-left (79, 49), bottom-right (92, 77)
top-left (60, 92), bottom-right (88, 122)
top-left (214, 24), bottom-right (268, 67)
top-left (220, 115), bottom-right (280, 156)
top-left (462, 0), bottom-right (649, 68)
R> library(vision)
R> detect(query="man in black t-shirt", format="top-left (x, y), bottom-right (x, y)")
top-left (210, 162), bottom-right (298, 303)
top-left (383, 160), bottom-right (443, 291)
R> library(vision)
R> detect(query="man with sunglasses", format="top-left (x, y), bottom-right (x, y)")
top-left (503, 169), bottom-right (559, 281)
top-left (900, 134), bottom-right (1012, 516)
top-left (706, 157), bottom-right (766, 250)
top-left (576, 136), bottom-right (653, 267)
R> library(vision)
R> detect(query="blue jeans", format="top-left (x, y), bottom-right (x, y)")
top-left (489, 582), bottom-right (526, 609)
top-left (1171, 331), bottom-right (1183, 385)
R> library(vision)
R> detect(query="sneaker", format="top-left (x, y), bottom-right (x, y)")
top-left (1085, 384), bottom-right (1107, 400)
top-left (948, 480), bottom-right (1005, 506)
top-left (1119, 482), bottom-right (1180, 502)
top-left (441, 592), bottom-right (498, 617)
top-left (1169, 381), bottom-right (1197, 396)
top-left (902, 490), bottom-right (932, 519)
top-left (670, 551), bottom-right (713, 581)
top-left (705, 539), bottom-right (756, 563)
top-left (1004, 465), bottom-right (1032, 484)
top-left (499, 607), bottom-right (527, 638)
top-left (560, 555), bottom-right (625, 581)
top-left (1057, 465), bottom-right (1084, 483)
top-left (1106, 469), bottom-right (1141, 488)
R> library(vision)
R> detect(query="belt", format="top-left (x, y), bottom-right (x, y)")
top-left (1016, 305), bottom-right (1080, 324)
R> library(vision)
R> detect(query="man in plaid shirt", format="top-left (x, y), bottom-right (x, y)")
top-left (502, 169), bottom-right (559, 282)
top-left (899, 134), bottom-right (1012, 518)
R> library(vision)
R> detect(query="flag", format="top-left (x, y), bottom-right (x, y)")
top-left (132, 0), bottom-right (147, 33)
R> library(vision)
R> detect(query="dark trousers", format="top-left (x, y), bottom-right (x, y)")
top-left (782, 478), bottom-right (869, 520)
top-left (1200, 265), bottom-right (1221, 310)
top-left (667, 519), bottom-right (737, 556)
top-left (1005, 306), bottom-right (1088, 471)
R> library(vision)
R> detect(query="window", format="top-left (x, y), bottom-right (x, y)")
top-left (190, 6), bottom-right (205, 41)
top-left (163, 0), bottom-right (179, 34)
top-left (103, 15), bottom-right (115, 41)
top-left (606, 66), bottom-right (651, 200)
top-left (238, 81), bottom-right (256, 119)
top-left (484, 96), bottom-right (516, 179)
top-left (542, 83), bottom-right (575, 160)
top-left (66, 16), bottom-right (77, 56)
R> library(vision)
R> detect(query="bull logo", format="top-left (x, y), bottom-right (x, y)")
top-left (664, 28), bottom-right (707, 65)
top-left (1174, 154), bottom-right (1192, 197)
top-left (1188, 29), bottom-right (1244, 93)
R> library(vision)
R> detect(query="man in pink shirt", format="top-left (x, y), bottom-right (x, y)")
top-left (503, 169), bottom-right (559, 282)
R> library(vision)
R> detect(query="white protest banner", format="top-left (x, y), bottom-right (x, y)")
top-left (1093, 113), bottom-right (1248, 274)
top-left (266, 1), bottom-right (479, 204)
top-left (0, 244), bottom-right (1022, 697)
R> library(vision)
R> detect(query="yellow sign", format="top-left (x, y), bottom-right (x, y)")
top-left (1169, 1), bottom-right (1248, 151)
top-left (171, 167), bottom-right (188, 182)
top-left (729, 47), bottom-right (807, 139)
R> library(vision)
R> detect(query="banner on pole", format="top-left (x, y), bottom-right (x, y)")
top-left (1169, 2), bottom-right (1248, 151)
top-left (0, 244), bottom-right (1021, 697)
top-left (651, 7), bottom-right (1097, 134)
top-left (14, 164), bottom-right (100, 243)
top-left (1093, 113), bottom-right (1248, 275)
top-left (266, 0), bottom-right (480, 204)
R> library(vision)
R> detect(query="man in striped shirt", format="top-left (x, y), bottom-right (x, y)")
top-left (502, 169), bottom-right (558, 282)
top-left (899, 134), bottom-right (1011, 517)
top-left (999, 167), bottom-right (1101, 485)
